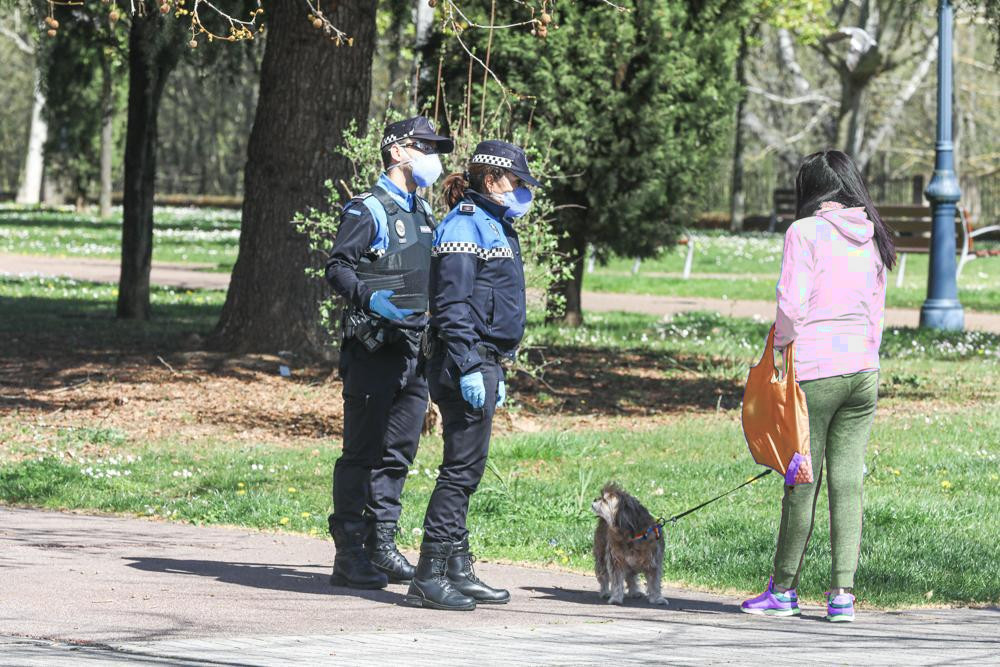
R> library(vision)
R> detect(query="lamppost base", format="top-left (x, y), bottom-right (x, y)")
top-left (919, 298), bottom-right (964, 330)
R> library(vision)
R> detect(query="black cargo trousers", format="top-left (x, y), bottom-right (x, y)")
top-left (330, 331), bottom-right (428, 531)
top-left (420, 346), bottom-right (503, 543)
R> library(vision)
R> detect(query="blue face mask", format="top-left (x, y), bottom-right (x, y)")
top-left (501, 186), bottom-right (533, 218)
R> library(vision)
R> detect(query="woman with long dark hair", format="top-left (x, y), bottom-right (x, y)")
top-left (406, 140), bottom-right (538, 611)
top-left (741, 150), bottom-right (895, 623)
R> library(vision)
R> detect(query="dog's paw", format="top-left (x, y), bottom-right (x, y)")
top-left (648, 596), bottom-right (670, 606)
top-left (627, 590), bottom-right (644, 599)
top-left (598, 590), bottom-right (611, 599)
top-left (607, 595), bottom-right (624, 605)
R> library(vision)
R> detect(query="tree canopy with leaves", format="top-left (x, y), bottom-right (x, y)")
top-left (427, 0), bottom-right (743, 324)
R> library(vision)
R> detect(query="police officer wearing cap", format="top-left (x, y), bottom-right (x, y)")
top-left (325, 116), bottom-right (453, 590)
top-left (404, 140), bottom-right (538, 611)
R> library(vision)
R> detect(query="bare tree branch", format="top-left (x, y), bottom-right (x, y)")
top-left (743, 110), bottom-right (820, 167)
top-left (746, 84), bottom-right (834, 107)
top-left (857, 32), bottom-right (937, 167)
top-left (0, 24), bottom-right (34, 55)
top-left (776, 29), bottom-right (812, 94)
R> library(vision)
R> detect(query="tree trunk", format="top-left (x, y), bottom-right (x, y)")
top-left (546, 226), bottom-right (587, 326)
top-left (16, 66), bottom-right (46, 205)
top-left (117, 12), bottom-right (181, 320)
top-left (837, 75), bottom-right (866, 163)
top-left (99, 52), bottom-right (114, 219)
top-left (212, 0), bottom-right (377, 356)
top-left (729, 28), bottom-right (748, 233)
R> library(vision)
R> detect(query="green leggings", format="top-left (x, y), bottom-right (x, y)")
top-left (772, 370), bottom-right (879, 591)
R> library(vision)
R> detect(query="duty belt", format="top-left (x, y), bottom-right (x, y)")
top-left (423, 328), bottom-right (504, 363)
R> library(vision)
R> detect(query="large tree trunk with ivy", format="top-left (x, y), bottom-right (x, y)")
top-left (116, 12), bottom-right (182, 320)
top-left (212, 0), bottom-right (377, 356)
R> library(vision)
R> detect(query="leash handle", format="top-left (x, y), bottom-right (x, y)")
top-left (659, 469), bottom-right (772, 526)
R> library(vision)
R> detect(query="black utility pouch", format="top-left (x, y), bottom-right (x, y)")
top-left (344, 309), bottom-right (386, 353)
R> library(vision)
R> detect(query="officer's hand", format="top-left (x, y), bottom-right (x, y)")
top-left (369, 290), bottom-right (414, 322)
top-left (496, 379), bottom-right (506, 409)
top-left (460, 372), bottom-right (486, 409)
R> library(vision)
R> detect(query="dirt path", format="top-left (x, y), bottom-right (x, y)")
top-left (4, 252), bottom-right (998, 332)
top-left (580, 291), bottom-right (1000, 333)
top-left (0, 252), bottom-right (228, 290)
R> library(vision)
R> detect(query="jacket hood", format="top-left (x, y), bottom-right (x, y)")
top-left (816, 205), bottom-right (873, 245)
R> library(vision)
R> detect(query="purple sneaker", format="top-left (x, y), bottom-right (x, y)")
top-left (741, 577), bottom-right (800, 617)
top-left (826, 591), bottom-right (855, 622)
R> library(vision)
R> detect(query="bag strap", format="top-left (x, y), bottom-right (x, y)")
top-left (758, 325), bottom-right (778, 376)
top-left (783, 337), bottom-right (796, 382)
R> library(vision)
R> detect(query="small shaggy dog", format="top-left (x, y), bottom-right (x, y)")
top-left (591, 483), bottom-right (669, 606)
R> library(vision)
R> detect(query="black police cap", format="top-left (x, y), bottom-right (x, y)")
top-left (381, 116), bottom-right (454, 154)
top-left (470, 139), bottom-right (540, 187)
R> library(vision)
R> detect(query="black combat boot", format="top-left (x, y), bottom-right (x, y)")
top-left (405, 541), bottom-right (476, 611)
top-left (446, 538), bottom-right (510, 604)
top-left (368, 521), bottom-right (416, 583)
top-left (330, 520), bottom-right (389, 589)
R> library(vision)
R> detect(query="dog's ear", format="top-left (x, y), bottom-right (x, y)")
top-left (614, 492), bottom-right (644, 536)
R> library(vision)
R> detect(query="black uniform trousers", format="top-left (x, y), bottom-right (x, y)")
top-left (331, 336), bottom-right (428, 528)
top-left (422, 352), bottom-right (502, 543)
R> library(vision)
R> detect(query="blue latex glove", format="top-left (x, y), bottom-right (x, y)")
top-left (460, 372), bottom-right (486, 409)
top-left (496, 379), bottom-right (506, 408)
top-left (369, 289), bottom-right (413, 322)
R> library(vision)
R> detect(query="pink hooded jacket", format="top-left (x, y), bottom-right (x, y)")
top-left (774, 203), bottom-right (887, 382)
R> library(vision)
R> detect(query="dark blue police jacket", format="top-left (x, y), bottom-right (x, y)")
top-left (430, 189), bottom-right (527, 375)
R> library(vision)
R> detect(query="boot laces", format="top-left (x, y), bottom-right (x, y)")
top-left (464, 554), bottom-right (484, 584)
top-left (432, 558), bottom-right (459, 592)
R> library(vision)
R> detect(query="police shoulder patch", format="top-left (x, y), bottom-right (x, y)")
top-left (458, 203), bottom-right (476, 215)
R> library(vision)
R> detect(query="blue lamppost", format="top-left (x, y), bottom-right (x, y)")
top-left (920, 0), bottom-right (964, 330)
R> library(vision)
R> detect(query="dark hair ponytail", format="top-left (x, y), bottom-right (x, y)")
top-left (442, 163), bottom-right (508, 209)
top-left (442, 172), bottom-right (469, 209)
top-left (795, 150), bottom-right (896, 272)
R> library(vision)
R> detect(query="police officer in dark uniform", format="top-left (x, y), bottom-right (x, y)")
top-left (325, 116), bottom-right (453, 589)
top-left (405, 140), bottom-right (538, 611)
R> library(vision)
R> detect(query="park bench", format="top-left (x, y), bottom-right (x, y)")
top-left (878, 205), bottom-right (999, 286)
top-left (769, 188), bottom-right (797, 233)
top-left (772, 194), bottom-right (996, 286)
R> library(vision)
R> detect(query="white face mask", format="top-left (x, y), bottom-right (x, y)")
top-left (388, 147), bottom-right (443, 187)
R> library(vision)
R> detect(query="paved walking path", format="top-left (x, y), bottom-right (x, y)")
top-left (1, 507), bottom-right (996, 665)
top-left (2, 252), bottom-right (999, 332)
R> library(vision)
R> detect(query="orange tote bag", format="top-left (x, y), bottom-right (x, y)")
top-left (741, 325), bottom-right (813, 485)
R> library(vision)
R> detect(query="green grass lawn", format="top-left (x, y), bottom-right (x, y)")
top-left (0, 204), bottom-right (239, 271)
top-left (585, 231), bottom-right (1000, 312)
top-left (2, 275), bottom-right (998, 608)
top-left (2, 410), bottom-right (997, 609)
top-left (0, 275), bottom-right (226, 354)
top-left (3, 210), bottom-right (996, 311)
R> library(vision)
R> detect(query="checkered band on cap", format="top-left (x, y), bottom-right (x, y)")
top-left (471, 154), bottom-right (514, 169)
top-left (380, 130), bottom-right (414, 149)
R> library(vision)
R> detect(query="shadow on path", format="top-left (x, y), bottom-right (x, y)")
top-left (523, 585), bottom-right (740, 615)
top-left (123, 557), bottom-right (404, 605)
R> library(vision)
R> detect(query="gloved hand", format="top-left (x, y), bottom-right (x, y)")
top-left (460, 372), bottom-right (486, 409)
top-left (369, 289), bottom-right (413, 322)
top-left (496, 379), bottom-right (506, 408)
